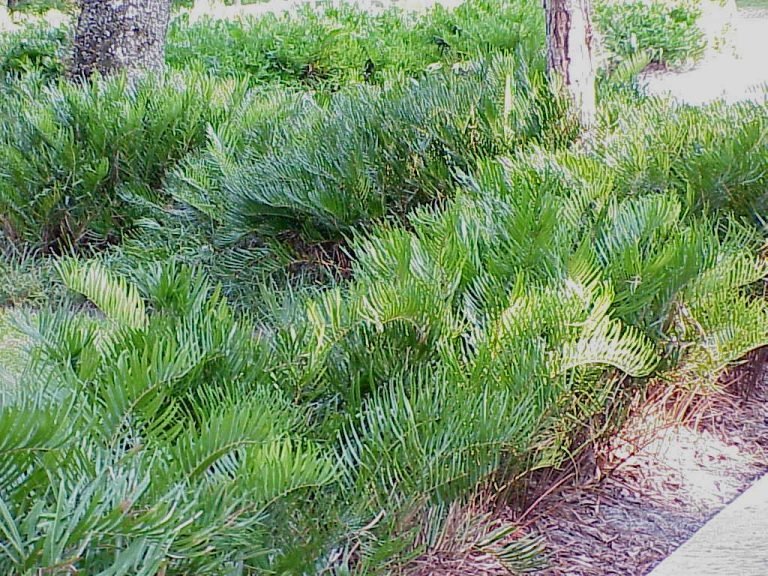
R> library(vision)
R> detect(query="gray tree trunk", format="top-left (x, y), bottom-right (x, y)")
top-left (70, 0), bottom-right (172, 80)
top-left (544, 0), bottom-right (596, 129)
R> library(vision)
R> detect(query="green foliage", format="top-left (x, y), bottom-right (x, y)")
top-left (0, 25), bottom-right (69, 81)
top-left (3, 95), bottom-right (768, 574)
top-left (169, 55), bottom-right (575, 242)
top-left (327, 149), bottom-right (768, 513)
top-left (167, 0), bottom-right (708, 88)
top-left (0, 72), bottom-right (248, 252)
top-left (1, 261), bottom-right (337, 574)
top-left (595, 0), bottom-right (706, 68)
top-left (166, 0), bottom-right (546, 89)
top-left (3, 0), bottom-right (74, 14)
top-left (593, 98), bottom-right (768, 222)
top-left (0, 0), bottom-right (708, 89)
top-left (0, 248), bottom-right (68, 306)
top-left (1, 2), bottom-right (766, 572)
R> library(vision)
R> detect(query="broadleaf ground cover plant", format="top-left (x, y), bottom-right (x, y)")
top-left (1, 0), bottom-right (767, 573)
top-left (595, 0), bottom-right (706, 68)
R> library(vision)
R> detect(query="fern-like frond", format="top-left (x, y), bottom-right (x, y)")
top-left (559, 316), bottom-right (658, 377)
top-left (57, 259), bottom-right (147, 330)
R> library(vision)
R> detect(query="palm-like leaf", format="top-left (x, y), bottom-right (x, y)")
top-left (57, 259), bottom-right (147, 330)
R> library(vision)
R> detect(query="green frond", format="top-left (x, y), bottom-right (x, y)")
top-left (595, 193), bottom-right (682, 266)
top-left (169, 391), bottom-right (298, 483)
top-left (0, 400), bottom-right (76, 500)
top-left (684, 292), bottom-right (768, 374)
top-left (478, 527), bottom-right (546, 574)
top-left (56, 259), bottom-right (147, 330)
top-left (559, 316), bottom-right (658, 377)
top-left (239, 438), bottom-right (338, 505)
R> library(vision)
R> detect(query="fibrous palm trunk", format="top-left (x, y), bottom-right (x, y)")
top-left (544, 0), bottom-right (596, 129)
top-left (70, 0), bottom-right (171, 80)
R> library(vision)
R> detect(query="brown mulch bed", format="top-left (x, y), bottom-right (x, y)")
top-left (522, 365), bottom-right (768, 576)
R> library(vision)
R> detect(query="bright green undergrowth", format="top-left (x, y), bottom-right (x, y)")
top-left (2, 89), bottom-right (768, 573)
top-left (0, 24), bottom-right (69, 81)
top-left (0, 1), bottom-right (765, 573)
top-left (166, 0), bottom-right (546, 88)
top-left (167, 0), bottom-right (707, 87)
top-left (595, 0), bottom-right (705, 68)
top-left (0, 0), bottom-right (708, 87)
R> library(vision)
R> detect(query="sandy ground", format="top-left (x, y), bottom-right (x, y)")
top-left (642, 8), bottom-right (768, 104)
top-left (0, 6), bottom-right (69, 31)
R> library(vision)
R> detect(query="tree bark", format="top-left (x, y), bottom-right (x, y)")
top-left (70, 0), bottom-right (172, 80)
top-left (544, 0), bottom-right (596, 129)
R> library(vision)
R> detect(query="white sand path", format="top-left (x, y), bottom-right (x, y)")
top-left (642, 8), bottom-right (768, 104)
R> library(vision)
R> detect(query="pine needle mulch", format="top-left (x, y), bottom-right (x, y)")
top-left (521, 362), bottom-right (768, 576)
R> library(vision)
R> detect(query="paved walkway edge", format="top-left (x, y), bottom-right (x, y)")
top-left (648, 473), bottom-right (768, 576)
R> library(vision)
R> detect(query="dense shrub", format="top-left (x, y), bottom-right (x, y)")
top-left (595, 0), bottom-right (706, 68)
top-left (3, 0), bottom-right (74, 13)
top-left (322, 149), bottom-right (768, 512)
top-left (167, 0), bottom-right (706, 86)
top-left (0, 25), bottom-right (69, 81)
top-left (1, 1), bottom-right (765, 573)
top-left (0, 73), bottom-right (248, 252)
top-left (169, 56), bottom-right (576, 242)
top-left (593, 98), bottom-right (768, 221)
top-left (3, 91), bottom-right (768, 573)
top-left (0, 261), bottom-right (338, 574)
top-left (166, 0), bottom-right (546, 88)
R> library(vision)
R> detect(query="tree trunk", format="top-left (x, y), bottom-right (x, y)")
top-left (544, 0), bottom-right (596, 129)
top-left (70, 0), bottom-right (171, 80)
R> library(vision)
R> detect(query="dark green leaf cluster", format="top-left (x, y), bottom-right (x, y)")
top-left (0, 73), bottom-right (247, 252)
top-left (169, 56), bottom-right (575, 242)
